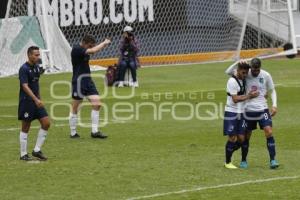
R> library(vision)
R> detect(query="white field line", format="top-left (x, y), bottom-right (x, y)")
top-left (0, 125), bottom-right (42, 132)
top-left (0, 115), bottom-right (16, 118)
top-left (0, 119), bottom-right (126, 132)
top-left (0, 124), bottom-right (69, 132)
top-left (126, 176), bottom-right (300, 200)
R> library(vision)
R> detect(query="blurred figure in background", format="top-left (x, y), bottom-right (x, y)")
top-left (118, 26), bottom-right (140, 88)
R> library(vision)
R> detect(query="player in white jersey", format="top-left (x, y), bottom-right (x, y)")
top-left (223, 63), bottom-right (259, 169)
top-left (225, 58), bottom-right (279, 169)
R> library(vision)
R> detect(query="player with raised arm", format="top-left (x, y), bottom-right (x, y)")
top-left (69, 35), bottom-right (111, 139)
top-left (225, 58), bottom-right (279, 169)
top-left (18, 46), bottom-right (50, 161)
top-left (223, 63), bottom-right (259, 169)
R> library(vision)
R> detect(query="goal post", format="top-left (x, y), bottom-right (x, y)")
top-left (229, 0), bottom-right (298, 68)
top-left (40, 0), bottom-right (54, 70)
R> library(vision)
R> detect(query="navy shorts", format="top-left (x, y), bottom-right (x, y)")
top-left (223, 111), bottom-right (247, 136)
top-left (18, 100), bottom-right (48, 121)
top-left (72, 80), bottom-right (99, 100)
top-left (245, 109), bottom-right (272, 131)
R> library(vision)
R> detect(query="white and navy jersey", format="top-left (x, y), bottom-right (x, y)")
top-left (225, 77), bottom-right (246, 114)
top-left (245, 69), bottom-right (275, 112)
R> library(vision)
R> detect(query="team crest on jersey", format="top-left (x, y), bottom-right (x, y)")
top-left (228, 125), bottom-right (234, 132)
top-left (24, 112), bottom-right (29, 118)
top-left (242, 120), bottom-right (247, 128)
top-left (259, 78), bottom-right (264, 84)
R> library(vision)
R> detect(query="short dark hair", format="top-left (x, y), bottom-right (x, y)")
top-left (82, 35), bottom-right (96, 44)
top-left (238, 62), bottom-right (250, 70)
top-left (251, 58), bottom-right (261, 68)
top-left (27, 46), bottom-right (39, 55)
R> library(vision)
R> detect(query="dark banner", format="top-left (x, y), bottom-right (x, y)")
top-left (0, 0), bottom-right (8, 18)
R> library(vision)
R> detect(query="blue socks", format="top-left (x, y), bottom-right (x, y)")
top-left (225, 141), bottom-right (241, 164)
top-left (234, 141), bottom-right (241, 151)
top-left (267, 136), bottom-right (276, 161)
top-left (225, 136), bottom-right (275, 163)
top-left (225, 141), bottom-right (235, 164)
top-left (241, 139), bottom-right (249, 162)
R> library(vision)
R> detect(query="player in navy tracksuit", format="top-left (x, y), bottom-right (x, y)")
top-left (69, 35), bottom-right (111, 139)
top-left (18, 46), bottom-right (50, 161)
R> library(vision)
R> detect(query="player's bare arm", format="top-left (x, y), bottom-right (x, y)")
top-left (21, 83), bottom-right (44, 108)
top-left (86, 38), bottom-right (111, 54)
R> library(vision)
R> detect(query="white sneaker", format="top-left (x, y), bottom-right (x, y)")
top-left (133, 82), bottom-right (139, 87)
top-left (118, 81), bottom-right (124, 88)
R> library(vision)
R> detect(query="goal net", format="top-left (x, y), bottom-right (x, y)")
top-left (2, 0), bottom-right (297, 74)
top-left (230, 0), bottom-right (297, 61)
top-left (0, 15), bottom-right (72, 77)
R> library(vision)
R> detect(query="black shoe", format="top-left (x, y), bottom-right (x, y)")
top-left (20, 154), bottom-right (33, 161)
top-left (70, 133), bottom-right (80, 138)
top-left (91, 131), bottom-right (108, 139)
top-left (32, 150), bottom-right (47, 161)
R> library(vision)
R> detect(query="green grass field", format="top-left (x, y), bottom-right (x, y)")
top-left (0, 59), bottom-right (299, 200)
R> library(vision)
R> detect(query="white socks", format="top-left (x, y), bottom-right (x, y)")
top-left (20, 132), bottom-right (28, 157)
top-left (34, 128), bottom-right (48, 152)
top-left (20, 129), bottom-right (48, 156)
top-left (69, 113), bottom-right (78, 136)
top-left (70, 111), bottom-right (99, 134)
top-left (91, 109), bottom-right (99, 133)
